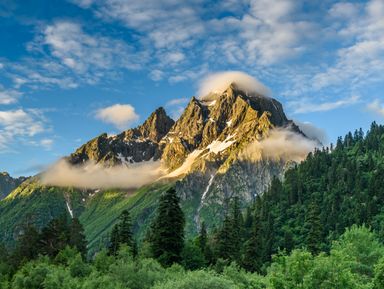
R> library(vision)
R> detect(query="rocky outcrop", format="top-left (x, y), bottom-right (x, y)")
top-left (0, 172), bottom-right (27, 200)
top-left (68, 107), bottom-right (174, 166)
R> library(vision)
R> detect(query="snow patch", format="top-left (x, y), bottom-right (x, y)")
top-left (165, 149), bottom-right (203, 178)
top-left (207, 134), bottom-right (236, 154)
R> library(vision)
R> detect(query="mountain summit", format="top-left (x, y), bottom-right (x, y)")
top-left (0, 83), bottom-right (313, 250)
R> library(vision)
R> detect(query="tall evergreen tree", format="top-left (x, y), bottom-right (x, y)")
top-left (242, 214), bottom-right (262, 272)
top-left (305, 202), bottom-right (322, 255)
top-left (108, 225), bottom-right (120, 256)
top-left (118, 210), bottom-right (134, 249)
top-left (39, 214), bottom-right (70, 257)
top-left (108, 209), bottom-right (135, 256)
top-left (149, 187), bottom-right (185, 267)
top-left (68, 218), bottom-right (87, 258)
top-left (12, 221), bottom-right (40, 266)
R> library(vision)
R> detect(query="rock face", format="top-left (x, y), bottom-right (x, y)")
top-left (68, 107), bottom-right (175, 166)
top-left (0, 172), bottom-right (27, 200)
top-left (65, 83), bottom-right (306, 229)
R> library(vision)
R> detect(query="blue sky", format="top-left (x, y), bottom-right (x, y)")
top-left (0, 0), bottom-right (383, 176)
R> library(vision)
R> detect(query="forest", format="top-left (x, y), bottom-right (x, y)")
top-left (1, 121), bottom-right (384, 289)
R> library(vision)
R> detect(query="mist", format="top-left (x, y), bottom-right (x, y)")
top-left (198, 71), bottom-right (271, 100)
top-left (41, 159), bottom-right (165, 189)
top-left (295, 121), bottom-right (328, 144)
top-left (241, 128), bottom-right (319, 163)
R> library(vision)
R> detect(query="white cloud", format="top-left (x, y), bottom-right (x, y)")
top-left (0, 109), bottom-right (48, 151)
top-left (70, 0), bottom-right (94, 8)
top-left (42, 20), bottom-right (141, 75)
top-left (295, 121), bottom-right (328, 144)
top-left (149, 69), bottom-right (164, 81)
top-left (289, 95), bottom-right (360, 114)
top-left (367, 99), bottom-right (384, 117)
top-left (166, 97), bottom-right (189, 107)
top-left (41, 159), bottom-right (164, 189)
top-left (165, 97), bottom-right (189, 119)
top-left (198, 71), bottom-right (271, 98)
top-left (329, 2), bottom-right (360, 19)
top-left (312, 0), bottom-right (384, 90)
top-left (241, 128), bottom-right (318, 163)
top-left (0, 87), bottom-right (21, 105)
top-left (40, 138), bottom-right (54, 150)
top-left (95, 104), bottom-right (139, 129)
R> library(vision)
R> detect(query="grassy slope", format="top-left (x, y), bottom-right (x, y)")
top-left (80, 183), bottom-right (173, 254)
top-left (0, 179), bottom-right (177, 254)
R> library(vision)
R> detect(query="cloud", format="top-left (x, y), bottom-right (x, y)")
top-left (0, 109), bottom-right (48, 151)
top-left (95, 104), bottom-right (139, 129)
top-left (198, 71), bottom-right (271, 99)
top-left (311, 0), bottom-right (384, 91)
top-left (40, 138), bottom-right (54, 150)
top-left (289, 95), bottom-right (360, 114)
top-left (149, 69), bottom-right (164, 81)
top-left (0, 87), bottom-right (21, 105)
top-left (165, 97), bottom-right (189, 119)
top-left (367, 99), bottom-right (384, 117)
top-left (41, 159), bottom-right (164, 189)
top-left (42, 20), bottom-right (141, 75)
top-left (241, 128), bottom-right (318, 163)
top-left (295, 121), bottom-right (328, 144)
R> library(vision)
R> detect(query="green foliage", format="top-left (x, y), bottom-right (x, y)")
top-left (108, 209), bottom-right (134, 256)
top-left (181, 240), bottom-right (206, 270)
top-left (68, 218), bottom-right (87, 259)
top-left (149, 187), bottom-right (185, 267)
top-left (152, 270), bottom-right (237, 289)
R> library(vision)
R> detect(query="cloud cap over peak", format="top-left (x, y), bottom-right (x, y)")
top-left (198, 71), bottom-right (271, 99)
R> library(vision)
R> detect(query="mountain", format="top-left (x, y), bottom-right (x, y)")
top-left (0, 83), bottom-right (309, 253)
top-left (0, 172), bottom-right (27, 200)
top-left (68, 107), bottom-right (175, 166)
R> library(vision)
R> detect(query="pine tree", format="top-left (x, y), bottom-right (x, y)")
top-left (12, 221), bottom-right (40, 266)
top-left (108, 224), bottom-right (120, 256)
top-left (242, 214), bottom-right (262, 272)
top-left (197, 222), bottom-right (207, 253)
top-left (39, 214), bottom-right (70, 257)
top-left (196, 222), bottom-right (213, 265)
top-left (216, 213), bottom-right (235, 261)
top-left (107, 209), bottom-right (135, 256)
top-left (305, 202), bottom-right (322, 254)
top-left (149, 187), bottom-right (185, 267)
top-left (118, 210), bottom-right (134, 249)
top-left (69, 217), bottom-right (87, 258)
top-left (230, 197), bottom-right (243, 262)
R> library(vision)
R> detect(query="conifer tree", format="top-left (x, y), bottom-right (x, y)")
top-left (39, 214), bottom-right (70, 257)
top-left (118, 210), bottom-right (134, 249)
top-left (149, 187), bottom-right (185, 267)
top-left (305, 202), bottom-right (322, 254)
top-left (12, 221), bottom-right (40, 266)
top-left (216, 213), bottom-right (235, 261)
top-left (69, 218), bottom-right (87, 258)
top-left (108, 225), bottom-right (120, 256)
top-left (242, 214), bottom-right (262, 272)
top-left (230, 197), bottom-right (243, 262)
top-left (108, 209), bottom-right (134, 256)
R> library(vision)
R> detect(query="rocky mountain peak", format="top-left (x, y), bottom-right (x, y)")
top-left (160, 83), bottom-right (293, 171)
top-left (0, 172), bottom-right (27, 200)
top-left (138, 107), bottom-right (175, 142)
top-left (68, 107), bottom-right (174, 166)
